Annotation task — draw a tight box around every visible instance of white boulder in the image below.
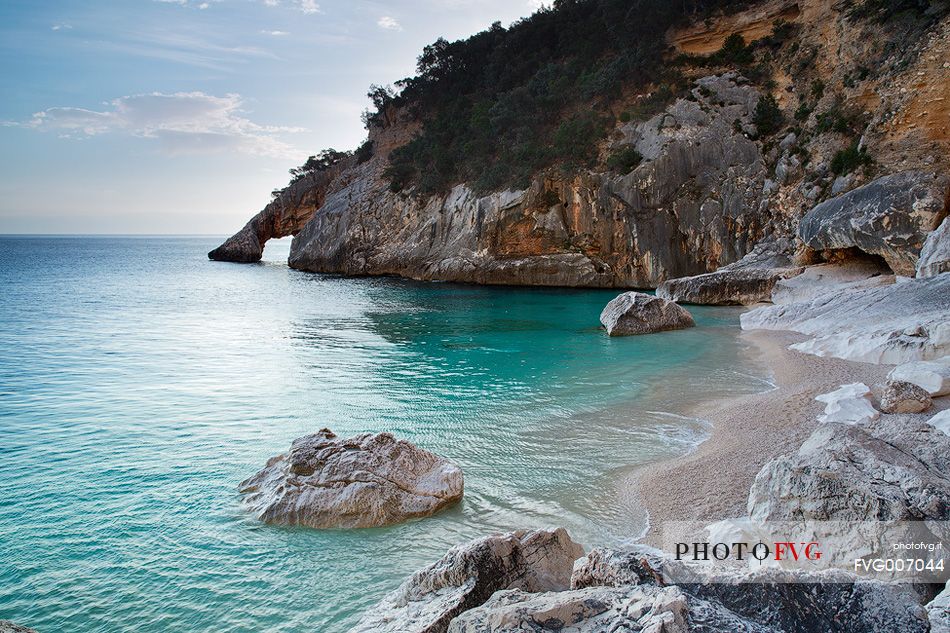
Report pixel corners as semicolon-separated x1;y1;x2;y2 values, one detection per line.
888;359;950;397
815;383;880;425
927;410;950;436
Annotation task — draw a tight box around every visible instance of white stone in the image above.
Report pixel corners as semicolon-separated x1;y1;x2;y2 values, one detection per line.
888;359;950;397
927;410;950;436
815;383;879;425
741;273;950;364
918;216;950;278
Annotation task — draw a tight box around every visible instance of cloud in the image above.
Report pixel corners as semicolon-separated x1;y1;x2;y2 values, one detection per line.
527;0;550;9
19;92;303;158
154;0;214;8
261;0;320;13
377;16;402;31
261;29;289;36
51;24;73;31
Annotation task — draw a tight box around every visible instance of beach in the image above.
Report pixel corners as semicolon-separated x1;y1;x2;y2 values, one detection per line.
635;328;893;545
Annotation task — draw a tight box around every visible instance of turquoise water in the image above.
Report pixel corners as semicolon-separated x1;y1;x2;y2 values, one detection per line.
0;236;769;632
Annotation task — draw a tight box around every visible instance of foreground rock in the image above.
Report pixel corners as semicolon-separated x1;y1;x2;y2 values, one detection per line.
918;217;950;279
740;273;950;364
880;380;933;414
888;359;950;397
0;623;37;633
238;429;463;529
929;410;950;436
395;542;930;633
657;238;803;305
600;292;695;336
815;382;880;424
931;582;950;632
571;547;928;633
797;171;950;276
351;528;584;633
749;417;950;545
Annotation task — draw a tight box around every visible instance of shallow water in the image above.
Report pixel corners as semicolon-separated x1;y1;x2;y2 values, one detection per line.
0;236;770;632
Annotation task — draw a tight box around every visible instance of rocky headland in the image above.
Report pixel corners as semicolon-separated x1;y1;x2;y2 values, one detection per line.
205;0;950;630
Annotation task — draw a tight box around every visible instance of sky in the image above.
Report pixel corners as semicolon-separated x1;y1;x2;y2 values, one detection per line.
0;0;545;235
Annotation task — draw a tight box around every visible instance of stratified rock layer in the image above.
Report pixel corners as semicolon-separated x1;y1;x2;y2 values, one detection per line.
797;171;949;276
351;528;584;633
657;238;802;305
238;429;463;529
599;292;695;336
741;273;950;364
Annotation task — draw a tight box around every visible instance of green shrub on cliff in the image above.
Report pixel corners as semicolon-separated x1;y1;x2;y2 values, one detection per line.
372;0;751;194
752;94;783;137
606;146;643;174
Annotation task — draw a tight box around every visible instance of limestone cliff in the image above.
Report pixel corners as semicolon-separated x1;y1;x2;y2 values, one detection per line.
211;0;949;288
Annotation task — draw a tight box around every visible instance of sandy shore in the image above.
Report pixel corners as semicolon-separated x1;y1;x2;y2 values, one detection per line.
635;328;893;547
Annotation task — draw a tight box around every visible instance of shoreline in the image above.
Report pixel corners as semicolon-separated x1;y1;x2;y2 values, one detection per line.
633;326;893;547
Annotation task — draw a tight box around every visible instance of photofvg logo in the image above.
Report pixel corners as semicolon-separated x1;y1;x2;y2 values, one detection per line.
674;540;822;564
659;520;950;584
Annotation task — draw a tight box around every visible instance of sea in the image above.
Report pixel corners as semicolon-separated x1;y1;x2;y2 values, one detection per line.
0;236;771;632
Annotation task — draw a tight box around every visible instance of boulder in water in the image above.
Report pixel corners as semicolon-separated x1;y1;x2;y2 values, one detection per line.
239;429;463;529
599;292;694;336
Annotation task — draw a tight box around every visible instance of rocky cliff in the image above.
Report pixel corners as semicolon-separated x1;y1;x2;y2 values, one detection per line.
211;0;949;289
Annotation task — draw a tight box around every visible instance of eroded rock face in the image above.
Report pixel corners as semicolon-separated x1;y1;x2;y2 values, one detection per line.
889;359;950;397
769;260;894;306
657;237;803;305
209;167;344;263
880;380;933;414
238;429;463;529
740;273;950;364
599;292;695;336
748;418;950;540
797;171;950;276
351;528;584;633
919;217;950;279
281;74;775;288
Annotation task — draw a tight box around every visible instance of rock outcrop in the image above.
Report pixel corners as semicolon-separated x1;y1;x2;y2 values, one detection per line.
209;167;345;263
748;417;950;543
657;238;803;305
0;623;37;633
929;410;950;436
351;528;584;633
889;359;950;397
238;429;463;529
797;171;949;276
740;273;950;364
570;547;929;633
599;292;695;336
769;259;894;306
815;382;880;424
360;538;931;633
930;582;950;633
879;380;933;414
212;73;778;287
919;217;950;278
